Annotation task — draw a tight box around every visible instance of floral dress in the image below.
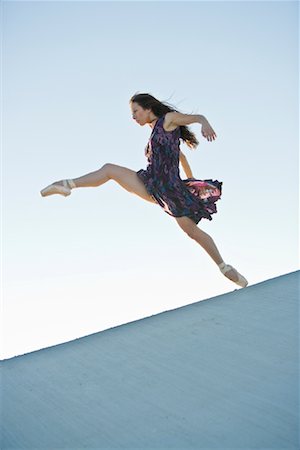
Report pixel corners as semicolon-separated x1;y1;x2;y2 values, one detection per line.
136;114;222;224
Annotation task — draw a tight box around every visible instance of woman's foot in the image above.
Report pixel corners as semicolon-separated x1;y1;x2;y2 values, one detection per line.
218;262;248;288
40;179;75;197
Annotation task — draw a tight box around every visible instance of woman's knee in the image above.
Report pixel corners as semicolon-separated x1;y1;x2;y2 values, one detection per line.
101;163;118;179
99;163;155;203
176;217;198;239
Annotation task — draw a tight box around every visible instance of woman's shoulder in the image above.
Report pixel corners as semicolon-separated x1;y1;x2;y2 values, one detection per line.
161;112;179;133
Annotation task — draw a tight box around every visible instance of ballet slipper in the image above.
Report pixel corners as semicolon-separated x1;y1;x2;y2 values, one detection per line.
40;179;74;197
218;262;248;288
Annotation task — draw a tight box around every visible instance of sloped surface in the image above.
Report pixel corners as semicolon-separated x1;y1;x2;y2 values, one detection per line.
1;271;299;449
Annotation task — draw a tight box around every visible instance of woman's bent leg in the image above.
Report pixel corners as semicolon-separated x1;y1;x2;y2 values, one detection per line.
175;216;240;283
175;216;223;265
56;163;156;203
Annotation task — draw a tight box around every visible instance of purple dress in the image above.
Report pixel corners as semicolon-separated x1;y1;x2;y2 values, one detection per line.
136;114;222;224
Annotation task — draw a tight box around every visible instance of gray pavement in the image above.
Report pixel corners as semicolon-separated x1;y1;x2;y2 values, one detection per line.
1;271;299;449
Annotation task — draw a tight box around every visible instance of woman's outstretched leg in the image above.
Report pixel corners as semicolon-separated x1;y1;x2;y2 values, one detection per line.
41;163;156;203
175;216;248;287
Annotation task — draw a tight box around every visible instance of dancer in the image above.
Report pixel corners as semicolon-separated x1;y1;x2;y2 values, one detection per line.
41;93;248;287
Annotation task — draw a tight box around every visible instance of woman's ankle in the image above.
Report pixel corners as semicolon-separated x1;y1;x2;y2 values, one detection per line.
66;179;76;189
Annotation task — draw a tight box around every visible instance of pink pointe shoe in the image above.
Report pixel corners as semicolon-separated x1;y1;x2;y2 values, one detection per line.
218;262;248;288
40;179;76;197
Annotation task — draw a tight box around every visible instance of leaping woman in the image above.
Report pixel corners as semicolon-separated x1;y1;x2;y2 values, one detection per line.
41;93;248;288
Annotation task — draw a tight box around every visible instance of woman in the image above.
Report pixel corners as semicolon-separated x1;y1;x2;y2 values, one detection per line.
41;93;248;288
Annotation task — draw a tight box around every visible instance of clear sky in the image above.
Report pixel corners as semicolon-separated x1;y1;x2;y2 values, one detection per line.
1;0;298;360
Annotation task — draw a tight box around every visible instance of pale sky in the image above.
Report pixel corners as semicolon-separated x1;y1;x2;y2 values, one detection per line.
1;0;299;359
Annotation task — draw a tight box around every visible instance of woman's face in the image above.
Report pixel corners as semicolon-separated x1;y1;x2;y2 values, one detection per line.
130;102;152;126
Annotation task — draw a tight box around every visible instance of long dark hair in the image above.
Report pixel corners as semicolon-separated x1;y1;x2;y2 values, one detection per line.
129;93;199;149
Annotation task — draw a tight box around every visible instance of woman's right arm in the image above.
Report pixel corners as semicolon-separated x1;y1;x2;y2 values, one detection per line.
180;151;194;178
165;112;217;141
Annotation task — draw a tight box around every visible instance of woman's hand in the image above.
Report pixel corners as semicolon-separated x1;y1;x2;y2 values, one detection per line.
201;119;217;142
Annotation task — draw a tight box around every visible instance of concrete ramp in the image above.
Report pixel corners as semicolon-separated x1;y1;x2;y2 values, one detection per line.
1;271;299;449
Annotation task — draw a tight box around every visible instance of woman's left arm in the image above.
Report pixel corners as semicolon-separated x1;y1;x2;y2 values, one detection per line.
180;151;194;178
166;112;217;142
